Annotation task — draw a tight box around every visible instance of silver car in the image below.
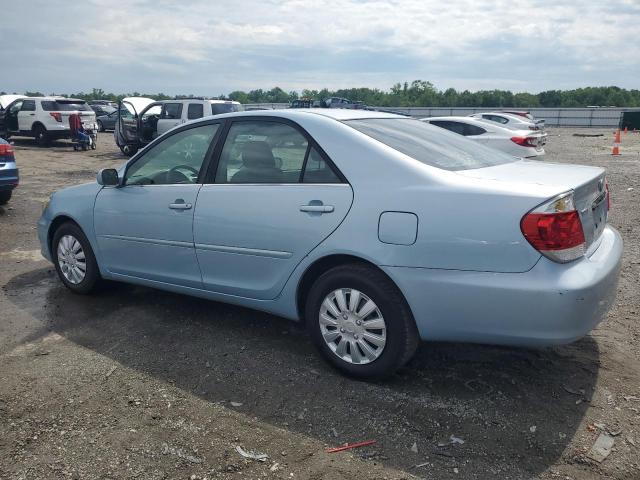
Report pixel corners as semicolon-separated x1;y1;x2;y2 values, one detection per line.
38;109;622;379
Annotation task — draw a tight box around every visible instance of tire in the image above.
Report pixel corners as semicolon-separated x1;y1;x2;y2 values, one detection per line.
97;120;104;132
0;190;11;205
305;263;419;379
119;144;137;157
52;222;102;294
33;124;49;147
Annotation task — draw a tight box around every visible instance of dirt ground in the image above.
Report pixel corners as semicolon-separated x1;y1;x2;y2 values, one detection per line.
0;128;639;480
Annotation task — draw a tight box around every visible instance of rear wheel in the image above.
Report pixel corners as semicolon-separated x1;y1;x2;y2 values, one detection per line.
52;222;102;294
0;191;12;205
33;124;49;147
306;263;419;379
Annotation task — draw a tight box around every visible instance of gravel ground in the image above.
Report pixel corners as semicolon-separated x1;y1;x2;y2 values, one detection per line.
0;128;639;480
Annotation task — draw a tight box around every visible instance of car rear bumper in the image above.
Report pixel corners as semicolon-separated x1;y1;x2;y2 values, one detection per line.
383;225;623;346
0;166;19;191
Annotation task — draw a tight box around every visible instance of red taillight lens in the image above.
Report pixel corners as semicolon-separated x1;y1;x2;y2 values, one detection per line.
511;136;537;147
521;192;586;263
50;112;62;122
0;144;14;155
521;211;585;251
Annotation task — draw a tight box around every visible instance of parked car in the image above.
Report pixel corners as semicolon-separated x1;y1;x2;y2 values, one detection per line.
115;98;243;156
2;97;97;146
96;109;120;132
322;97;365;109
421;116;546;158
91;104;116;118
0;95;26;137
470;112;544;131
0;137;19;205
88;100;118;108
39;109;622;379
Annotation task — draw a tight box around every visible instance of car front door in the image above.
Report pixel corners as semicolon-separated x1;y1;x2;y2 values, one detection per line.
94;122;221;287
193;118;354;300
156;103;184;137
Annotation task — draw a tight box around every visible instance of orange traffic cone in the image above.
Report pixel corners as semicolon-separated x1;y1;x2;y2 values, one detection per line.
612;130;621;155
624;126;628;134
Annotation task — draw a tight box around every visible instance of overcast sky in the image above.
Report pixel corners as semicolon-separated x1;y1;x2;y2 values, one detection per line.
1;0;638;96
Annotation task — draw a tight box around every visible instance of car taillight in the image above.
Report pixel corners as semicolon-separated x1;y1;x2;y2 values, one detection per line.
50;112;62;122
0;144;14;156
520;192;586;263
511;136;538;147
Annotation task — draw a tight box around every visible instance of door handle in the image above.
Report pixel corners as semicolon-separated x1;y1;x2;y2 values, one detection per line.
169;200;192;210
300;204;334;213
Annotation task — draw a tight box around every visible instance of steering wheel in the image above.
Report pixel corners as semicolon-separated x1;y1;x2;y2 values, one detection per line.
168;164;200;183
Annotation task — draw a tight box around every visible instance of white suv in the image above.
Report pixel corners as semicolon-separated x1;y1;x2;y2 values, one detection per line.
2;97;97;146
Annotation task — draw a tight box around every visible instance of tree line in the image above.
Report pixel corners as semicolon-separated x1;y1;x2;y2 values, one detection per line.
4;82;640;108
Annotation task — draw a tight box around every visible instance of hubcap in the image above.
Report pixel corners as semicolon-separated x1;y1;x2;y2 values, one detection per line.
319;288;387;365
57;235;87;285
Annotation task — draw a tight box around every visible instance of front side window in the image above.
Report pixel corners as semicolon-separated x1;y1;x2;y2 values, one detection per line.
125;124;219;186
162;103;183;119
215;121;308;184
346;118;516;171
188;103;204;120
21;100;36;111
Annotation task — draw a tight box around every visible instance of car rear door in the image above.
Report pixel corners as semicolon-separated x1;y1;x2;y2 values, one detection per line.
193;118;353;300
94;122;222;287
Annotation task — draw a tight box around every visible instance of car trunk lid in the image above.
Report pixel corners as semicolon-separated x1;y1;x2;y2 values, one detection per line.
457;159;608;249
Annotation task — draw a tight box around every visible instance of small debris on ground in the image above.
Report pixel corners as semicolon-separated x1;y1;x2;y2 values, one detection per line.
105;366;117;378
326;440;377;453
235;445;268;462
587;433;615;463
410;442;418;453
230;401;243;407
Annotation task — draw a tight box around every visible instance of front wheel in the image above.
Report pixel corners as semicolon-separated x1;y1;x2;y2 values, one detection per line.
52;223;102;294
97;120;104;132
306;263;419;379
119;144;137;157
33;124;49;147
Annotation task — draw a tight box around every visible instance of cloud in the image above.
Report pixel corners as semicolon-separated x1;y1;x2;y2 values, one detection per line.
0;0;638;95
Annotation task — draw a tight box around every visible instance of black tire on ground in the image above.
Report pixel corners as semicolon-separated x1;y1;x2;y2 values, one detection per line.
305;263;420;379
52;222;102;294
33;124;49;147
0;190;12;205
97;120;104;132
119;144;137;157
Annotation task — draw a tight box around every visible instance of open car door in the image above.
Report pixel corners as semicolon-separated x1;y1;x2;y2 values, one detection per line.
115;97;154;156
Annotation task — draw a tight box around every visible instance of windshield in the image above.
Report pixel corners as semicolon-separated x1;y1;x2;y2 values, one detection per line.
211;103;243;115
41;100;92;112
345;118;517;171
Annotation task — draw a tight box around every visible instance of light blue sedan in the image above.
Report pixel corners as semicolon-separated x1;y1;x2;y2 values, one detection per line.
38;109;623;378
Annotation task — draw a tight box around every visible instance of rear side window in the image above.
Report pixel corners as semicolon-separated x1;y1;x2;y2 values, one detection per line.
41;101;91;111
21;100;36;111
188;103;204;120
346;118;516;171
464;124;486;136
302;147;341;183
483;114;508;124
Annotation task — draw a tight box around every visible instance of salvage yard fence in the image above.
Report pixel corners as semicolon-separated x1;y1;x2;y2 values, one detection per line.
245;104;640;128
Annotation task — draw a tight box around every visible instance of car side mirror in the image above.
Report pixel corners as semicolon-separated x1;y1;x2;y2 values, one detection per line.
97;168;120;187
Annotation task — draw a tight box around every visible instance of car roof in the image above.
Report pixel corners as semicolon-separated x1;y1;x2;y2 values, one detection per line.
23;96;86;102
196;108;407;123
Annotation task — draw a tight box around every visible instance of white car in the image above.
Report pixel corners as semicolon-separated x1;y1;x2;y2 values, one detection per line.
2;97;97;146
470;112;543;131
421;116;546;158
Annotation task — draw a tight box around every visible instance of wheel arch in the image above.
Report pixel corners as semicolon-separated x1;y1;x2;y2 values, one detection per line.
48;215;81;257
295;253;413;323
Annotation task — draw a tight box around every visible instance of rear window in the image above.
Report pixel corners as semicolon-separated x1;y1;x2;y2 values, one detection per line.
211;103;243;115
41;100;92;112
345;118;516;171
